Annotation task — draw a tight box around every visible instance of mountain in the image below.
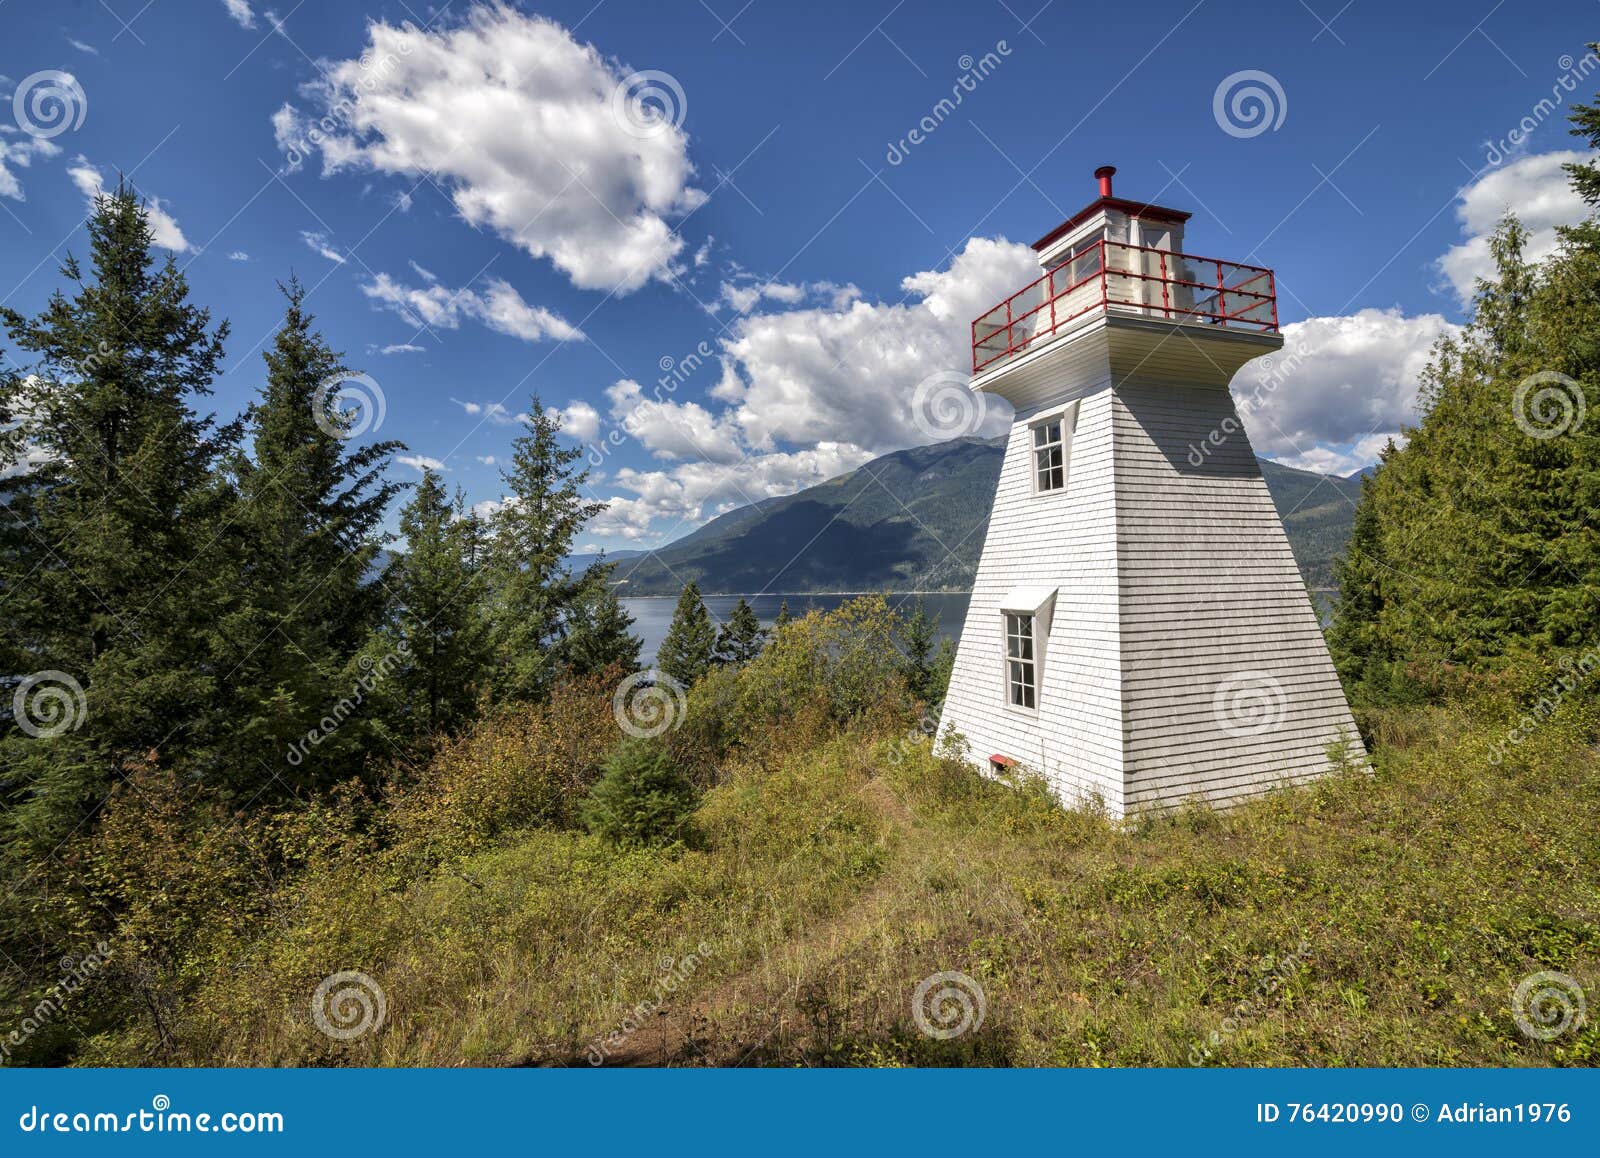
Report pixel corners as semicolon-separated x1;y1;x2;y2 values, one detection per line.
609;436;1364;596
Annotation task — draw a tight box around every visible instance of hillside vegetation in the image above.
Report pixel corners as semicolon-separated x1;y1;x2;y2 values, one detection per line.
13;597;1589;1067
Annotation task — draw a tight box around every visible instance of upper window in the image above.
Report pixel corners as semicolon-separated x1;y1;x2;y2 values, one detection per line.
1004;612;1036;710
1033;420;1065;492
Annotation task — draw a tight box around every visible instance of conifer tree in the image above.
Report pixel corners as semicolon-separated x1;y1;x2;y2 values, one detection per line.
564;564;643;676
656;581;716;687
381;472;491;740
485;398;605;700
213;280;403;794
774;601;793;630
899;601;939;703
714;597;767;665
0;181;233;846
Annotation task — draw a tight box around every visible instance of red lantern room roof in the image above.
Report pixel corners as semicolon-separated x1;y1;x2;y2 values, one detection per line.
1030;165;1191;253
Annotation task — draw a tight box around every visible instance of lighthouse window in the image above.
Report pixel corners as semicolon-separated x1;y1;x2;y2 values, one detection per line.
1004;612;1037;709
1033;420;1066;492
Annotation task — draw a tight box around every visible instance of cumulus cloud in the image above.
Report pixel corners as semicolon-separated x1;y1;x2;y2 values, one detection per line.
221;0;255;28
588;444;878;541
1236;307;1459;460
272;5;705;293
227;250;251;261
555;400;601;442
396;454;446;473
1437;150;1592;304
723;235;1036;452
67;159;190;251
451;398;525;425
362;272;583;343
0;135;59;201
376;342;423;355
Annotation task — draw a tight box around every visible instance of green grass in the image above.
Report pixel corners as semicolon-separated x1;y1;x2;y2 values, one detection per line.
86;691;1599;1067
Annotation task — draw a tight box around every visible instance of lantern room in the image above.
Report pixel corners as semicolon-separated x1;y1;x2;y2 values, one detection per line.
971;166;1279;375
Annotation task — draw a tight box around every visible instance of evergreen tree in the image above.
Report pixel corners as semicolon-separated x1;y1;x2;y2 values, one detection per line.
580;738;697;847
212;280;403;795
381;472;491;740
1329;128;1600;701
485;398;605;700
564;564;643;676
928;636;957;706
899;601;939;703
1566;44;1600;206
774;601;793;629
714;597;767;665
657;581;716;687
0;181;234;847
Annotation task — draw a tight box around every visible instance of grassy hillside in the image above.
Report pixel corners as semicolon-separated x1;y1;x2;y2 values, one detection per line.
65;599;1597;1068
612;438;1363;595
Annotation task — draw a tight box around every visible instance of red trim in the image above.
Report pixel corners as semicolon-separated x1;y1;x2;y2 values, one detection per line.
970;239;1278;373
1031;197;1192;252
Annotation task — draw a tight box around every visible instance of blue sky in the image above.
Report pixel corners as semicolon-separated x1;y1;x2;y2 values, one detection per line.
2;0;1596;549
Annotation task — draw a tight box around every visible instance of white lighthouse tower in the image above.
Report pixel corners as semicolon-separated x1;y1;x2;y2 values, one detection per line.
937;167;1362;817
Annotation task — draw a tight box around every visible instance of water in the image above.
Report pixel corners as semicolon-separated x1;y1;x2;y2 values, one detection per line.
622;592;972;667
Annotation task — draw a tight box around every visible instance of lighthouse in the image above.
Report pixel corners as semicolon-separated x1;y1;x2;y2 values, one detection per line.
937;167;1363;816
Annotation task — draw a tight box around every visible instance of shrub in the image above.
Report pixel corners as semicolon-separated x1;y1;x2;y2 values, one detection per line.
581;738;698;847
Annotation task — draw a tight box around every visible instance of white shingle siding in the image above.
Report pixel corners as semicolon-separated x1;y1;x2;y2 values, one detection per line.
938;315;1364;818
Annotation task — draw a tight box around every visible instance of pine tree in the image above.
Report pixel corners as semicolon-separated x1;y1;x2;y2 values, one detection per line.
564;564;643;676
1566;43;1600;205
714;597;767;665
381;472;491;740
0;181;234;847
774;601;793;630
212;280;404;795
656;581;716;687
485;398;605;700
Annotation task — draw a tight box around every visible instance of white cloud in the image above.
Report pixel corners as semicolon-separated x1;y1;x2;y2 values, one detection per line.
0;135;59;201
589;443;877;542
714;277;862;315
475;455;498;466
272;6;705;293
1236;308;1459;460
604;378;744;463
221;0;255;28
68;38;98;55
378;342;424;355
1437;150;1592;304
1270;433;1402;478
67;159;190;251
396;454;446;473
723;235;1036;452
362;272;583;343
300;229;346;264
452;398;526;426
555;400;601;442
227;250;251;261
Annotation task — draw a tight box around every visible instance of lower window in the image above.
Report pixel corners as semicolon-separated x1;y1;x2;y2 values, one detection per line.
1004;612;1036;709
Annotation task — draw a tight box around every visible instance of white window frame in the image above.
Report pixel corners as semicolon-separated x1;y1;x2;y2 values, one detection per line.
1029;401;1077;495
1003;611;1039;713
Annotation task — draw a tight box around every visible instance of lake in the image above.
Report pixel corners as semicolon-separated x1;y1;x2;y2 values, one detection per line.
622;592;972;667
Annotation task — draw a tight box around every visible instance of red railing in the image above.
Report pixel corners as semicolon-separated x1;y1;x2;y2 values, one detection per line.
971;240;1278;373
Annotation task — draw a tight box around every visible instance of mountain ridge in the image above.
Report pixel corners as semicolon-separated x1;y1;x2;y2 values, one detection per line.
601;436;1363;596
